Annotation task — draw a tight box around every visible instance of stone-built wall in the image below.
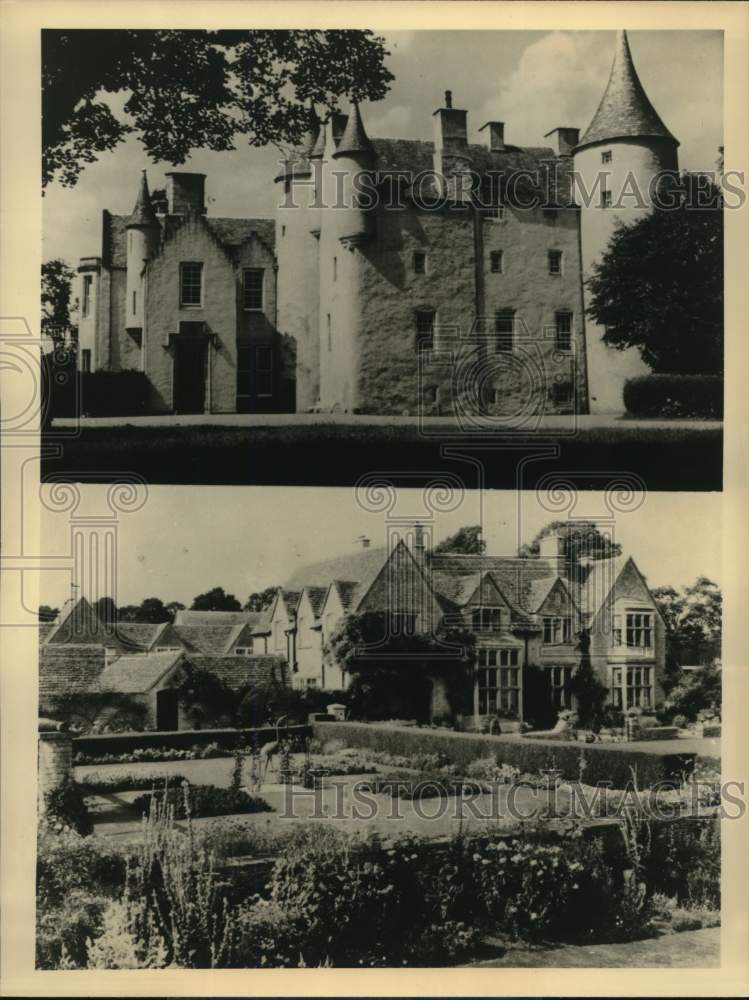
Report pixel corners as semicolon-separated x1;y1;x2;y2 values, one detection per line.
38;728;72;809
144;218;238;413
108;267;142;371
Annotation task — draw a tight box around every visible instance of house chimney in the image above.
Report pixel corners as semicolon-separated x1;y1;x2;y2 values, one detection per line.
538;530;566;569
479;121;505;153
433;91;468;151
165;172;207;216
357;535;371;550
432;91;471;201
543;127;580;157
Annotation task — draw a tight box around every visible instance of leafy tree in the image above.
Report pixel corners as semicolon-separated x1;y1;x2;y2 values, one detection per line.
433;525;486;555
41;259;77;343
664;662;721;723
586;174;723;374
328;611;475;722
244;587;278;612
175;666;236;729
190;587;242;612
518;520;621;578
652;577;722;677
39;605;59;623
165;601;186;621
42;29;393;188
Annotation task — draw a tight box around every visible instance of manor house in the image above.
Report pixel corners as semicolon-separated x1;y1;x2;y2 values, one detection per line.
76;31;678;416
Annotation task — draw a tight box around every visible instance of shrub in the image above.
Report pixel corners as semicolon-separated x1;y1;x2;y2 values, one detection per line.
131;782;272;820
664;663;721;723
76;771;190;794
623;375;723;419
36;888;109;969
643;817;720;909
80;370;150;417
43;778;93;836
672;714;688;730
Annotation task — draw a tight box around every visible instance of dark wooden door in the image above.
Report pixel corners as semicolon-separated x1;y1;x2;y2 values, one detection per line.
156;689;179;731
236;345;275;413
173;337;206;413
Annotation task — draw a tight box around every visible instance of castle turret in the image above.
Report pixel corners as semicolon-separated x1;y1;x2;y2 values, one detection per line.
125;170;160;332
330;102;376;245
574;30;679;412
275;102;323;411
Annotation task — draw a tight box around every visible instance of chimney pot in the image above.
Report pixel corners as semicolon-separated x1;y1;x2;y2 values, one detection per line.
445;90;453;109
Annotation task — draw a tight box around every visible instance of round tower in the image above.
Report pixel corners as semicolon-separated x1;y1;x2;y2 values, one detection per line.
330;102;376;244
125;170;160;332
274;103;323;411
574;30;679;413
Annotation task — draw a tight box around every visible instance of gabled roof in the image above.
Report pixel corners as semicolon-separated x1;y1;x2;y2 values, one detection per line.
333;580;359;612
301;586;328;618
173;609;264;628
577;556;627;618
577;30;678;151
39;644;106;700
286;546;388;598
168;623;238;654
186;654;287;691
113;622;165;651
428;554;559;615
98;651;184;694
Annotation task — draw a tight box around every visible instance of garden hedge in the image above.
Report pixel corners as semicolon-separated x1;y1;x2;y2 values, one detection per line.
73;724;311;760
623;374;723;419
312;721;696;789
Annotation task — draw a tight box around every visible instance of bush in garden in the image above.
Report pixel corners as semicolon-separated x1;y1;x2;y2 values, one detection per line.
642;817;720;909
623;375;723;419
36;888;110;969
131;782;271;820
87;899;168;969
664;663;721;723
43;778;93;836
76;772;190;794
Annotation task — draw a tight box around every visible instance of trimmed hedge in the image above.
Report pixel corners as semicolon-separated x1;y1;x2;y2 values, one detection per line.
73;724;310;760
312;722;696;789
80;371;150;417
132;783;272;819
623;375;723;419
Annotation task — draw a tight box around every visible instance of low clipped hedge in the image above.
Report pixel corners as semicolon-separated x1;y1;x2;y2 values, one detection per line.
73;724;311;762
131;783;272;820
77;772;191;794
312;722;696;789
81;371;150;417
623;375;723;419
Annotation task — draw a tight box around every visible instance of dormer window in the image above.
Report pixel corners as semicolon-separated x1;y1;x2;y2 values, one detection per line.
543;616;572;644
472;607;501;632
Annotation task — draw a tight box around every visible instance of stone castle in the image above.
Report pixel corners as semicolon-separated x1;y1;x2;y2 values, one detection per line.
76;30;679;416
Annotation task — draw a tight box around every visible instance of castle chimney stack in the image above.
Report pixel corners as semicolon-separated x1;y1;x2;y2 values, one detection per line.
165;172;207;216
479;121;505;153
543;127;580;157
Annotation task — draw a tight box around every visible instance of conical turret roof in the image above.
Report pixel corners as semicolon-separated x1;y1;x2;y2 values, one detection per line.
332;102;374;159
309;121;327;159
302;100;321;159
127;170;159;228
577;30;678;151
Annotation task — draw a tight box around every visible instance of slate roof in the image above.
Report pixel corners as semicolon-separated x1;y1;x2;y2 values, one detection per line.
577;30;677;151
39;645;106;700
168;624;237;654
280;589;303;614
103;213;275;269
174;610;264;627
334;580;360;612
127;171;159;228
428;554;561;615
334;103;374;159
113;622;165;651
98;651;183;694
304;586;329;617
187;654;287;690
39;623;56;643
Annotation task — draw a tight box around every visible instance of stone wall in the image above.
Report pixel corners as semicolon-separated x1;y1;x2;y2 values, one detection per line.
38;727;72;809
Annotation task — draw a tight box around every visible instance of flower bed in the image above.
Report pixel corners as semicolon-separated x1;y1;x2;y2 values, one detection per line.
359;777;485;800
77;772;191;794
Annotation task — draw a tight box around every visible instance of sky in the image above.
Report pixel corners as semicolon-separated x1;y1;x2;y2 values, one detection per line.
42;29;724;268
39;486;721;609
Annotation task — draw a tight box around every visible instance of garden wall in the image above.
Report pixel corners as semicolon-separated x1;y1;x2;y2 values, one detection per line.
73;724;311;759
312;721;696;789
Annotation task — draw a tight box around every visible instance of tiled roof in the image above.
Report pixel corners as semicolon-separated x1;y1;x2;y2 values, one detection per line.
428;554;560;614
286;546;388;599
39;645;106;700
577;30;677;151
334;580;360;612
113;622;165;651
304;586;329;617
104;214;275;269
174;610;264;627
127;171;159;227
226;620;269;649
169;624;238;654
186;654;287;691
98;651;183;693
280;589;303;614
39;623;56;643
333;103;374;159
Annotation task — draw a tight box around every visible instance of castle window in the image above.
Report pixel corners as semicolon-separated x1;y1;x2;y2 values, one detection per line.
413;251;427;274
243;268;264;311
494;310;514;353
327;313;332;352
179;262;203;306
543;616;572;644
415;309;435;351
333;256;337;281
548;250;562;275
555;311;573;351
551;380;573;405
281;225;286;238
424;385;439;404
490;251;503;274
82;275;92;317
132;290;137;315
601;188;613;209
80;349;91;373
472;607;501;632
601;150;612;164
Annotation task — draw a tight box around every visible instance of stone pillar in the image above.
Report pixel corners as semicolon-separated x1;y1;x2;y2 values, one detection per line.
38;725;72;811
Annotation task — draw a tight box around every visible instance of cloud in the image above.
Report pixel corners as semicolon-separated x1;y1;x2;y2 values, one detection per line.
473;31;611;147
366;103;412;139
